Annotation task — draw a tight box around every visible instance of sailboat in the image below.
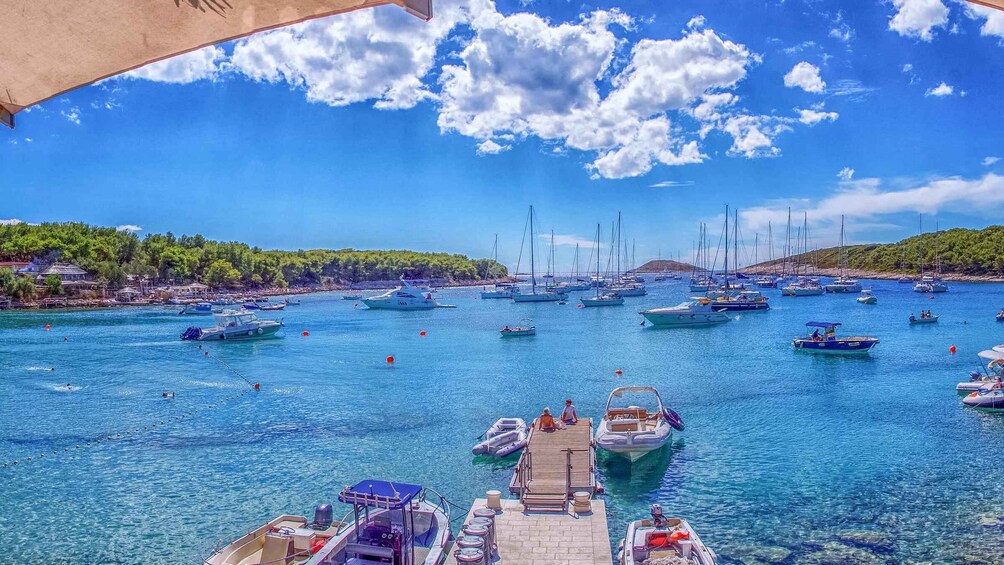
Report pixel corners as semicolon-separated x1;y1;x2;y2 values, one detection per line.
755;223;779;288
608;213;647;296
480;234;521;299
556;243;592;291
582;224;624;307
708;206;770;311
824;216;862;293
912;215;949;292
689;224;715;291
512;206;568;303
781;213;824;296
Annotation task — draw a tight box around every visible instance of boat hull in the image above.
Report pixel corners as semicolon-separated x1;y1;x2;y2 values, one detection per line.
595;424;672;462
197;323;283;341
792;338;878;354
581;297;624;307
361;298;437;310
708;300;769;311
909;316;939;325
641;311;729;327
512;292;567;303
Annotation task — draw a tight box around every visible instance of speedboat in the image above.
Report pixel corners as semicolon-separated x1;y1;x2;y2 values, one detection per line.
856;290;877;304
640;299;730;327
472;418;529;457
341;294;363;300
241;301;261;310
512;290;567;303
180;309;283;341
755;276;778;288
824;277;862;293
204;480;452;565
708;291;769;311
595;386;683;462
962;383;1004;411
581;293;624;307
898;276;913;283
500;322;535;337
617;505;717;565
792;322;878;354
285;297;301;306
607;282;646;296
260;302;287;311
362;279;438;310
781;278;824;296
480;283;520;299
958;350;1004;394
909;313;939;324
180;302;214;315
204;507;345;565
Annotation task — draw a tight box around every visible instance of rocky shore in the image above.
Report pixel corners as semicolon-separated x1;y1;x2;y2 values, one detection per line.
740;265;1004;283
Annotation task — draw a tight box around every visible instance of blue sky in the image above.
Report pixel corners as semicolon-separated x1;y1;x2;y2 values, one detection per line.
2;0;1003;268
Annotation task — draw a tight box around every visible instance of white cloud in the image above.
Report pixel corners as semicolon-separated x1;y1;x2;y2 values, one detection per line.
23;137;33;143
783;41;817;54
966;4;1004;39
541;233;600;248
796;107;839;125
61;107;81;125
125;46;226;83
828;79;876;99
925;81;954;97
686;15;706;30
837;167;855;181
116;225;143;233
476;139;509;155
649;180;694;188
783;62;826;93
721;115;792;158
0;219;25;225
231;1;489;109
902;63;913;73
984;156;1001;166
741;173;1004;233
888;0;948;41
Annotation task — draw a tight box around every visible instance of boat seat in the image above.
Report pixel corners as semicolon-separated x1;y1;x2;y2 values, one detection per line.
609;419;640;432
258;532;293;565
346;542;395;559
608;408;647;420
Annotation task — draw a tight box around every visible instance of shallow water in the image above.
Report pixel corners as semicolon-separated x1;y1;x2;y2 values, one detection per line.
2;281;1004;564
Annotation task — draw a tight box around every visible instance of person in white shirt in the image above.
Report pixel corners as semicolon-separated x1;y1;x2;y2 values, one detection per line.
561;399;578;425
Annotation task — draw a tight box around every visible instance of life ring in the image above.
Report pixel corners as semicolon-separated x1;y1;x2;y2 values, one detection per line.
663;408;685;431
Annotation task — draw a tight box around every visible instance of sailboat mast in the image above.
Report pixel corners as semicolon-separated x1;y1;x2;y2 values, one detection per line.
616;212;622;280
724;205;729;288
594;224;601;297
733;208;739;281
529;206;537;293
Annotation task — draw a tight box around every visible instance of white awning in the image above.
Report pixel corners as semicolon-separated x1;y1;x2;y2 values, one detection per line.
0;0;432;128
978;349;1004;361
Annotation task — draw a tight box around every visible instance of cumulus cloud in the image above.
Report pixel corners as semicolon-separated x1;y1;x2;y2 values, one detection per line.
796;107;839;125
837;167;855;181
925;81;954;97
741;173;1004;233
984;156;1001;166
721;115;792;158
231;0;489;109
476;139;509;155
783;62;825;93
888;0;948;41
116;225;143;233
966;4;1004;39
61;107;81;125
125;46;226;83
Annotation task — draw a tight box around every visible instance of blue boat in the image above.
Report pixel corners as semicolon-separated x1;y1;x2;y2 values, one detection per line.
792;322;878;354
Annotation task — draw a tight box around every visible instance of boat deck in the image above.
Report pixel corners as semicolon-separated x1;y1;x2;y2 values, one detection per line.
445;497;613;565
508;418;596;504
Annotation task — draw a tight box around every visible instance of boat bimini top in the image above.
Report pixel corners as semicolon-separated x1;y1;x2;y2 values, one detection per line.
606;386;666;414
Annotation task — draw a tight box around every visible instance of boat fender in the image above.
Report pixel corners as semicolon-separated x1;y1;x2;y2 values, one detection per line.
248;330;254;337
257;327;264;335
310;538;326;554
669;531;690;542
663;408;685;432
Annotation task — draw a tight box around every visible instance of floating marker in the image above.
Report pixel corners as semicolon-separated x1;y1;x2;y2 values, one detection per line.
204;351;209;356
577;304;583;308
950;345;957;354
302;330;310;336
387;355;395;364
44;324;51;330
615;369;623;375
254;383;261;391
419;330;427;336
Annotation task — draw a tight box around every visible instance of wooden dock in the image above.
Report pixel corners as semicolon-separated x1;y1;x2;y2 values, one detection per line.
445;498;614;565
508;418;597;511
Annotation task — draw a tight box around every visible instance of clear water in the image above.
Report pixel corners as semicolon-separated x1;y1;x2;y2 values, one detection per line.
2;282;1004;564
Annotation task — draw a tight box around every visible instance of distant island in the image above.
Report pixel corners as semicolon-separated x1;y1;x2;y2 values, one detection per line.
743;225;1004;282
634;259;696;273
0;222;507;307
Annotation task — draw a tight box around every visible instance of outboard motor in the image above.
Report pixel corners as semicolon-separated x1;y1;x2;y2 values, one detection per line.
312;503;333;529
650;504;666;527
180;327;202;341
971;371;982;381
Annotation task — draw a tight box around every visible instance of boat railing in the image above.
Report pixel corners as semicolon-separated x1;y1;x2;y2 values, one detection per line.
515;449;533;504
421;487;452;538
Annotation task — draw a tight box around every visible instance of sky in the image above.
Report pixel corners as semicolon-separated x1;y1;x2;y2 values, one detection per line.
2;0;1003;268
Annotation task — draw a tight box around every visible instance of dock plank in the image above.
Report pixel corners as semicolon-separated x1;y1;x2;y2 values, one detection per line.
510;418;596;497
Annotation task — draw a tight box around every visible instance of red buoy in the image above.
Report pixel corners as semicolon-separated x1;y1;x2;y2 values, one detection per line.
44;324;51;330
204;351;209;357
950;345;957;354
254;383;261;391
302;330;310;336
615;369;623;375
419;330;426;336
387;356;395;364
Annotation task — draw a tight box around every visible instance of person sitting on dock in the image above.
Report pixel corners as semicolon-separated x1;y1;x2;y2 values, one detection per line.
910;312;917;322
538;408;559;431
561;399;578;425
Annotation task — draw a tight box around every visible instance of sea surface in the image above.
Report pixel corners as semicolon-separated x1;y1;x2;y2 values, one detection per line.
2;280;1004;564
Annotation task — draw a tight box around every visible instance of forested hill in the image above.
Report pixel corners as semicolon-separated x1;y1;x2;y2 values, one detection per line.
0;222;506;288
748;225;1004;276
635;260;696;272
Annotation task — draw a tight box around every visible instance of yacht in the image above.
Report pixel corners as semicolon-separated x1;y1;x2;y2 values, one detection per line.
480;283;520;299
512;206;567;303
595;386;683;462
781;278;824;296
856;290;877;304
581;224;624;307
204;480;452;565
640;298;730;327
607;281;647;297
179;302;214;315
180;309;283;341
792;322;878;354
361;279;439;310
617;505;717;565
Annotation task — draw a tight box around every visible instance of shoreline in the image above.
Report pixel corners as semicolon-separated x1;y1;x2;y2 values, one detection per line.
739;265;1004;283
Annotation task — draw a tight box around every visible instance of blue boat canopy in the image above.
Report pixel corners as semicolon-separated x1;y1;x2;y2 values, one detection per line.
339;480;422;509
805;321;841;328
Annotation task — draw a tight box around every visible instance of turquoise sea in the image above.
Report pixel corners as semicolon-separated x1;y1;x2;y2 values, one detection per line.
2;280;1004;564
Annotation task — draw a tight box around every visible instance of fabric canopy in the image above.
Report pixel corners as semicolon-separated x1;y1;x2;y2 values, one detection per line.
0;0;432;128
969;0;1004;10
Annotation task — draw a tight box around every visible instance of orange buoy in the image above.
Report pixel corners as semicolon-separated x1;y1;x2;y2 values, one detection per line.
387;355;395;364
254;383;260;391
950;345;957;354
615;369;623;376
302;330;310;336
419;330;426;336
44;324;51;330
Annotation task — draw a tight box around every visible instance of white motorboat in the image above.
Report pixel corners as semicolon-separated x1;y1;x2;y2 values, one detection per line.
581;293;624;307
362;279;438;310
481;283;520;299
958;350;1004;394
595;386;683;462
908;313;939;324
204;480;452;565
856;290;877;304
341;294;363;300
617;505;717;565
181;309;283;341
607;282;647;297
962;382;1004;411
500;322;535;337
472;418;529;457
640;299;730;327
284;297;301;306
180;302;214;315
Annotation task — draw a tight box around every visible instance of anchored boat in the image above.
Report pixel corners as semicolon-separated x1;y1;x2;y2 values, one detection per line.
362;279;439;310
180;302;214;315
792;322;878;354
617;505;717;565
472;417;529;457
957;350;1004;394
181;309;283;341
500;320;535;337
962;382;1004;411
581;224;624;307
595;386;683;462
909;313;939;324
204;506;345;565
856;290;877;304
640;299;729;327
